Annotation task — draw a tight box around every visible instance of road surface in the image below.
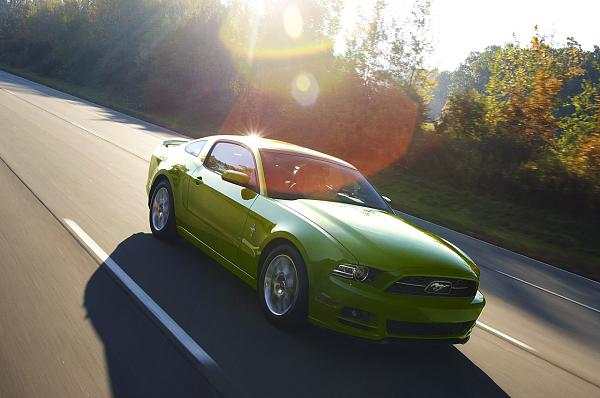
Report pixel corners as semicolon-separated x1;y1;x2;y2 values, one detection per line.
0;70;598;397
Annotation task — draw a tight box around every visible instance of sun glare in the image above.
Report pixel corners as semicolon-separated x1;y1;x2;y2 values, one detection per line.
245;131;264;141
283;4;303;38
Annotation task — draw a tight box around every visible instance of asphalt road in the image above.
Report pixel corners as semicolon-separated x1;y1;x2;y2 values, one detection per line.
0;70;598;398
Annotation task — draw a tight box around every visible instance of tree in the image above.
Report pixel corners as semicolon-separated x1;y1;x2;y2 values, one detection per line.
558;80;600;191
0;0;31;54
342;0;387;87
437;89;488;140
449;46;499;95
485;30;584;145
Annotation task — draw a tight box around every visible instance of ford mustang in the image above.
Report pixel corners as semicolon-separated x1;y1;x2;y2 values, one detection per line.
146;135;485;343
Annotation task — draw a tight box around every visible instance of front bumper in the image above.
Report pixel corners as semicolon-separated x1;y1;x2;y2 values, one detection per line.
308;276;485;342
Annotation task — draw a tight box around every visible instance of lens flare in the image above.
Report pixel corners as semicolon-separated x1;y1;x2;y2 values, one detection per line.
283;5;303;38
295;74;311;92
292;72;319;106
223;40;333;61
219;4;332;62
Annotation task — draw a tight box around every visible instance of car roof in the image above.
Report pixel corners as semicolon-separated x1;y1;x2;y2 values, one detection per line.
207;134;356;169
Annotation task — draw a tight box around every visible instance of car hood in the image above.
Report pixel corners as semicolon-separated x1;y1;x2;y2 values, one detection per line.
280;199;478;278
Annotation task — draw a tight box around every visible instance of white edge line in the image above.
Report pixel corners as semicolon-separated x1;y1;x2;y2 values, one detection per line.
1;87;148;162
70;121;108;140
3;89;105;139
62;218;236;398
492;269;600;314
475;321;536;352
1;71;188;140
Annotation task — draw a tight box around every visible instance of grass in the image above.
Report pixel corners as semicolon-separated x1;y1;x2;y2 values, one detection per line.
371;171;600;281
3;65;599;281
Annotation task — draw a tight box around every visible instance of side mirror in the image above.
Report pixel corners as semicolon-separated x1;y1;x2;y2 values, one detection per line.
382;195;392;204
241;188;257;200
222;170;250;187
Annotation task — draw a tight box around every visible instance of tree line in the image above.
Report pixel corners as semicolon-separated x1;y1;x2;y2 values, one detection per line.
426;30;599;210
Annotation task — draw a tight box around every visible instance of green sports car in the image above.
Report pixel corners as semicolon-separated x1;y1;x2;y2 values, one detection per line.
146;135;485;343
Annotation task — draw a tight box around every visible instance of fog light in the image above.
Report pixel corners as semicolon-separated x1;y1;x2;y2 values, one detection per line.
340;307;372;322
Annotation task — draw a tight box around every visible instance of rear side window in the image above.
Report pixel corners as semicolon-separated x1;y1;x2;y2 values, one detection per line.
205;142;259;190
185;140;207;157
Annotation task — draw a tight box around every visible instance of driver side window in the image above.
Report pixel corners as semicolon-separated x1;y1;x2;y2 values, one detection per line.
205;142;259;191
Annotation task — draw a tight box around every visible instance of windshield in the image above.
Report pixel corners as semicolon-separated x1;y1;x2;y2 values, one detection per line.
260;150;390;212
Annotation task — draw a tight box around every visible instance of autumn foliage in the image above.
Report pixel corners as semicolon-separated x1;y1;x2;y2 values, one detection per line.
431;31;600;209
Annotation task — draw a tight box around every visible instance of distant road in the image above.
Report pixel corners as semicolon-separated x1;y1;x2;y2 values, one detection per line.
0;70;598;397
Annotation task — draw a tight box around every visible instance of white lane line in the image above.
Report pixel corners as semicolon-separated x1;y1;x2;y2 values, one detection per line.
475;321;536;352
2;88;106;139
70;121;108;140
0;71;189;141
476;321;600;389
63;218;238;398
491;269;600;314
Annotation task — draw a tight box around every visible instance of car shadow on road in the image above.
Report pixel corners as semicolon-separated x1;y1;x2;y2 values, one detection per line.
84;232;508;398
84;261;220;397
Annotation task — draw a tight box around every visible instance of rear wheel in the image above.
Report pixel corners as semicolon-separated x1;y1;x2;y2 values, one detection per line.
149;180;176;240
259;243;308;328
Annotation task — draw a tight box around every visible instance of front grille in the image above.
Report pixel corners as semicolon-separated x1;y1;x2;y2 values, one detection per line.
386;276;477;298
387;320;474;337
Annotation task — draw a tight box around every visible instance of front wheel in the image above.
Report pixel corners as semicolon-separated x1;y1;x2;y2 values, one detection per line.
259;243;308;328
149;180;177;240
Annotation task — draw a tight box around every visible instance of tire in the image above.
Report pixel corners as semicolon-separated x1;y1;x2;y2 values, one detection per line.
149;179;177;240
258;243;308;328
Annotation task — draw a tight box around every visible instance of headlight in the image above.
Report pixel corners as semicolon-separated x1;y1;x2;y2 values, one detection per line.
332;264;370;282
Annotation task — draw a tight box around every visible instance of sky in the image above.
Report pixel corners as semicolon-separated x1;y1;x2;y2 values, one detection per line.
242;0;599;72
429;0;600;71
